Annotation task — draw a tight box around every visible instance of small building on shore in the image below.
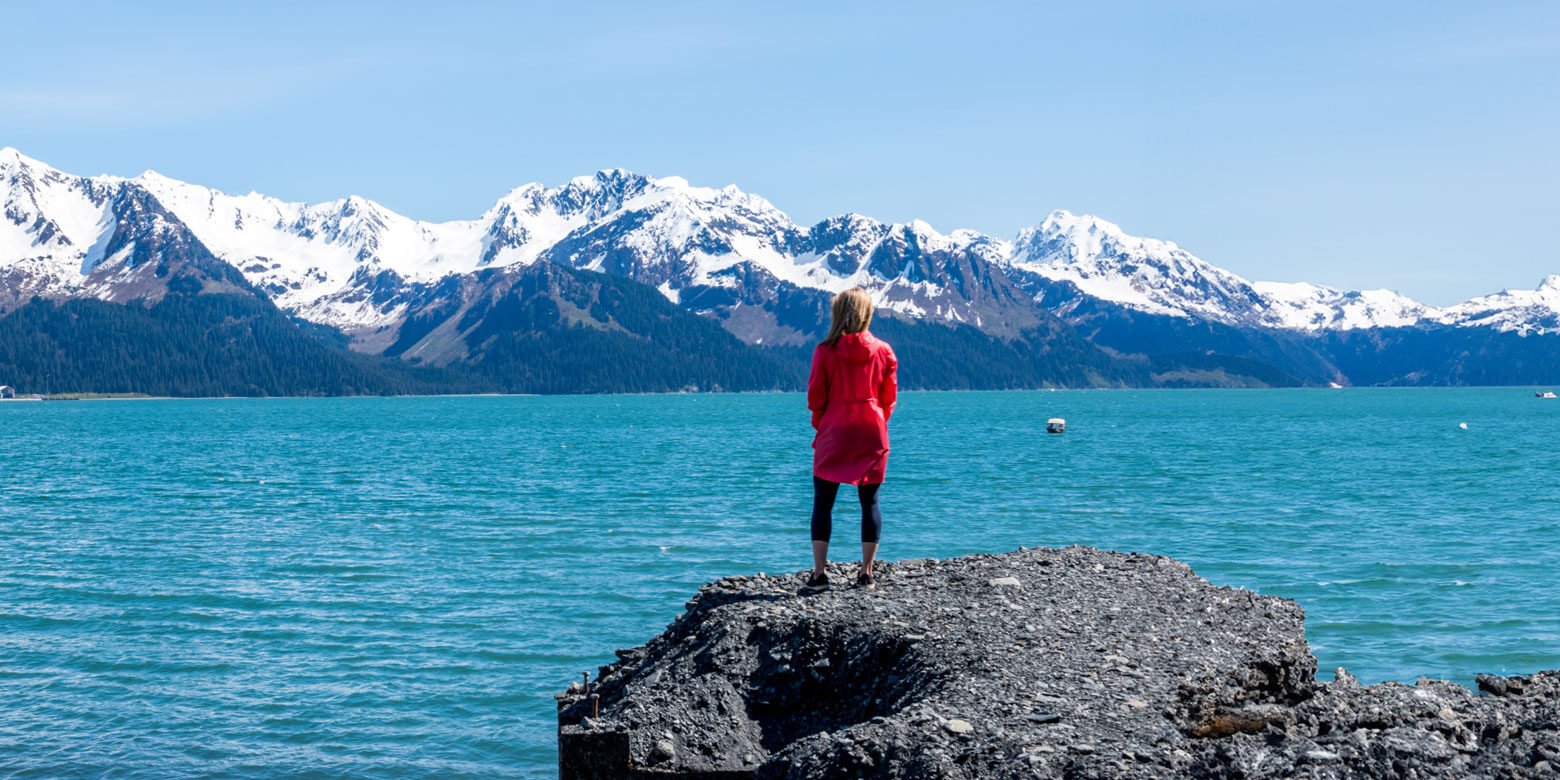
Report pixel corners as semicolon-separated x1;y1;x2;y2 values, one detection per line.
0;385;15;399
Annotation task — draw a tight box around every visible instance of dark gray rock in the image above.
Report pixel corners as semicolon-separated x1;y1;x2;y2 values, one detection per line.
557;546;1560;779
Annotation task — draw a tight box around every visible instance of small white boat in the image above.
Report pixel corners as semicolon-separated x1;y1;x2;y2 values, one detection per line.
1046;418;1066;434
1538;391;1558;399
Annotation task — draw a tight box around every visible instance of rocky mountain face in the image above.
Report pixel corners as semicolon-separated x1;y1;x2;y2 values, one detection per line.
1006;210;1281;328
111;160;1056;352
4;147;1559;390
557;546;1560;779
999;209;1560;385
1000;208;1560;337
379;260;804;393
0;148;252;310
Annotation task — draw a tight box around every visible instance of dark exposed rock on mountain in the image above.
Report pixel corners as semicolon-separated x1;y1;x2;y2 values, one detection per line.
556;547;1560;779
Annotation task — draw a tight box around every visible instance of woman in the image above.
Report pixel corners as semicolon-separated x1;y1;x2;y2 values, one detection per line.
805;287;898;591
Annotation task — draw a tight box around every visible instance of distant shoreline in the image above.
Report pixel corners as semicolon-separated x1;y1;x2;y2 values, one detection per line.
1;386;1554;402
0;392;533;402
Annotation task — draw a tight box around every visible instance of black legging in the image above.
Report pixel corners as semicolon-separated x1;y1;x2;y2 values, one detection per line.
810;476;882;544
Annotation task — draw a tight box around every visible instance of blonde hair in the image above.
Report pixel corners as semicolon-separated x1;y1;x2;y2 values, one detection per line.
822;288;874;347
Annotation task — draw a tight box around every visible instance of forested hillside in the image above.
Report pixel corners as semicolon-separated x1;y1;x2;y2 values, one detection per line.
0;294;462;397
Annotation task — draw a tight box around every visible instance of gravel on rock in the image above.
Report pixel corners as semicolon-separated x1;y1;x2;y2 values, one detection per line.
556;546;1560;779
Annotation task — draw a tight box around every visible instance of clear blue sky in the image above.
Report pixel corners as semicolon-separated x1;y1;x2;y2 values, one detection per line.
3;1;1556;305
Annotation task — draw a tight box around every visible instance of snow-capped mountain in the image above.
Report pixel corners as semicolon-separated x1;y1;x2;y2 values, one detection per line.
1006;209;1560;336
1249;282;1430;331
121;164;1045;342
135;171;489;328
1436;276;1560;335
0;148;248;309
1005;210;1277;326
791;215;1037;329
1003;209;1450;333
4;148;1558;346
2;147;121;305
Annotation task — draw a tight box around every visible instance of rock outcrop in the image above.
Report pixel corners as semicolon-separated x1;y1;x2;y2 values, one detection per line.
556;546;1560;779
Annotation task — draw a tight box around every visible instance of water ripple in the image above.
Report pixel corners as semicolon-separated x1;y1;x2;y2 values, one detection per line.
0;389;1557;777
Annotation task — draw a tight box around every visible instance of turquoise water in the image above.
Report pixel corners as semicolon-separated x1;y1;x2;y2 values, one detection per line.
2;389;1557;778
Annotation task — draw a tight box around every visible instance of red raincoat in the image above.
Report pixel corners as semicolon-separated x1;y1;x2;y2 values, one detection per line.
808;331;898;485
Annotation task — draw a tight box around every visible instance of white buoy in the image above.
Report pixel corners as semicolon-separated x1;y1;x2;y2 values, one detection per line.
1458;422;1468;430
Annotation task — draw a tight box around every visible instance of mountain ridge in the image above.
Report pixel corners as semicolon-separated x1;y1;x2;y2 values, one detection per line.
10;148;1556;341
4;148;1559;393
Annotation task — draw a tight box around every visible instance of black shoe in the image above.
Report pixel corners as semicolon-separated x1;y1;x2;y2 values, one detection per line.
802;571;829;592
855;571;876;590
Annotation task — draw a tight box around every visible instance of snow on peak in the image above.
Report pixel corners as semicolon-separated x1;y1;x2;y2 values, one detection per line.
1038;208;1111;235
1;149;119;294
474;169;801;287
1006;211;1468;331
1438;276;1560;335
6;148;1559;337
1252;280;1431;330
1011;211;1560;334
1010;210;1268;323
127;170;493;326
0;146;52;173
